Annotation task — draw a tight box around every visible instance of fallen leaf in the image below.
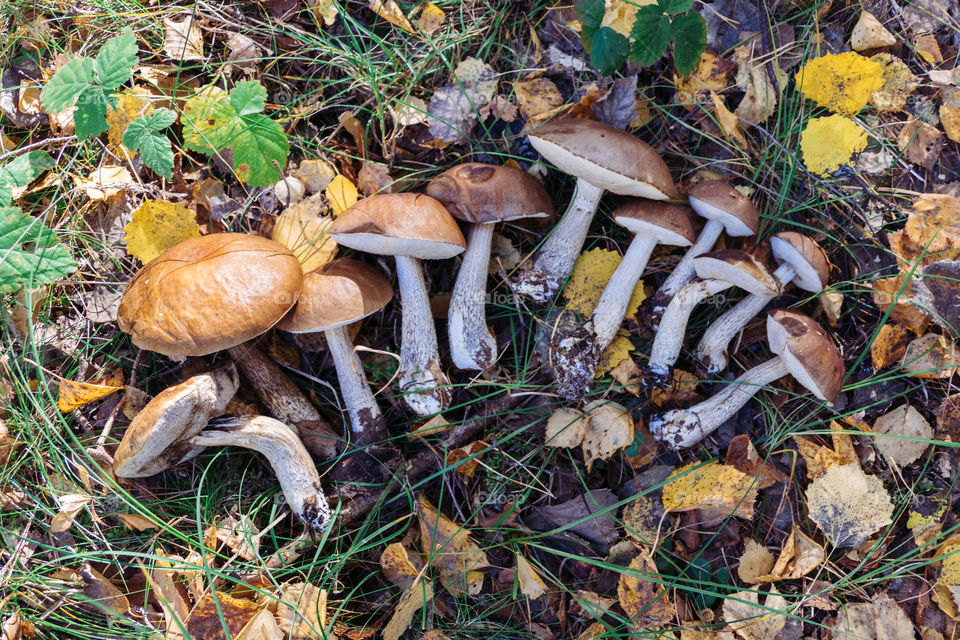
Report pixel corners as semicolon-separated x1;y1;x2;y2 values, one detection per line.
793;422;859;480
889;194;960;269
936;393;960;440
417;495;490;596
795;52;886;116
898;118;944;169
662;461;759;519
738;540;775;584
712;91;747;149
533;489;619;546
307;0;339;26
650;368;703;409
563;248;645;318
205;515;261;561
447;440;487;478
416;2;445;34
79;563;130;616
163;15;205;61
724;434;782;489
869;276;931;333
393;96;429;126
872;404;933;466
124;200;201;264
226;33;261;69
369;0;414;33
57;370;123;412
759;525;825;581
733;44;780;123
276;582;327;639
917;33;943;64
515;76;564;121
187;592;261;640
832;593;914;639
869;54;918;112
271;195;337;272
617;552;674;629
805;463;894;547
572;590;617;617
900;333;960;378
609;355;643;396
722;588;787;640
515;553;548;600
77;166;132;201
294;159;337;193
597;332;635;377
851;12;897;51
871;323;912;369
676;53;735;109
591;75;639;129
357;161;393;196
380;542;421;586
489;232;520;273
235;609;283;640
426;57;497;143
106;88;154;153
326;174;358;216
622;493;667;545
115;513;158;531
800;114;868;176
0;422;18;466
50;493;91;532
581;400;634;471
383;579;433;640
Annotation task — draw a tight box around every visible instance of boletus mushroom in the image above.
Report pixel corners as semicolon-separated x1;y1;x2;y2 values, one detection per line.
695;232;829;374
650;310;844;449
510;119;678;303
328;193;466;416
426;162;554;371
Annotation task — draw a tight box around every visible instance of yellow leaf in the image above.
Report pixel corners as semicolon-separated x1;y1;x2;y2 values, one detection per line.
662;461;759;519
869;54;918;112
602;0;656;37
515;553;548;600
78;165;133;201
307;0;339;26
738;540;775;584
276;582;327;639
515;77;565;121
271;195;337;272
369;0;414;33
106;88;154;153
871;323;911;369
416;2;445;35
597;332;634;376
115;513;159;530
617;553;674;629
676;53;735;109
57;370;124;412
795;52;886;116
563;248;646;318
417;495;489;596
545;407;589;449
799;114;868;176
380;542;421;586
326;174;358;216
712;90;747;149
383;579;433;640
124;200;201;264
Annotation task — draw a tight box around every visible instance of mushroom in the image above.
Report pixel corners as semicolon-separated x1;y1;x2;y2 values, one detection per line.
650;310;844;449
427;163;554;370
695;232;829;374
510;119;678;303
551;200;696;401
650;181;759;327
276;258;393;444
646;250;777;385
328;193;466;416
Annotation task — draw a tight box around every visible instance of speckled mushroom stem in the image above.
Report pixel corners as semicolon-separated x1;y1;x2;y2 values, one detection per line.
189;415;333;534
649;356;788;449
394;255;450;416
650;219;725;329
448;223;497;370
323;324;387;445
695;263;794;374
511;179;605;303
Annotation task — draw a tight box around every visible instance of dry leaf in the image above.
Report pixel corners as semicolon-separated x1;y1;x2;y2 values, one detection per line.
515;553;548;600
294;159;337;193
650;368;703;409
617;552;674;629
57;370;123;412
609;355;643;396
800;115;868;176
917;34;943;64
597;332;635;376
871;323;912;369
417;495;489;596
941;104;960;142
869;276;930;333
622;494;667;545
187;592;261;640
545;408;589;449
805;463;894;547
50;493;91;532
380;542;421;586
572;590;617;617
489;232;520;273
724;434;783;489
832;593;914;639
326;174;358;216
393;96;429;126
872;404;932;466
515;77;564;121
676;53;735;108
533;489;619;546
795;52;885;116
106;88;154;153
890;194;960;269
307;0;339;26
563;248;645;318
124;200;201;264
78;166;132;201
383;579;433;640
869;54;918;112
900;333;960;378
277;582;327;639
79;563;130;616
271;195;337;272
722;588;787;640
738;540;775;584
733;45;779;123
426;57;497;143
712;91;747;149
793;422;859;480
447;441;487;478
819;289;843;325
851;12;897;50
898;118;944;169
416;2;446;35
662;461;759;519
357;161;393;196
115;513;158;531
163;15;205;61
235;609;283;640
581;400;634;471
369;0;414;33
759;525;825;581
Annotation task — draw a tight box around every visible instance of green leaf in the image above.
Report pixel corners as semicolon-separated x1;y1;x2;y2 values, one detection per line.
232;114;289;186
0;207;78;293
93;28;138;90
588;26;629;76
40;57;94;113
74;86;110;138
671;13;708;77
657;0;694;14
124;111;175;179
145;107;178;131
0;152;55;207
630;6;671;67
229;80;267;116
181;85;239;154
575;0;605;49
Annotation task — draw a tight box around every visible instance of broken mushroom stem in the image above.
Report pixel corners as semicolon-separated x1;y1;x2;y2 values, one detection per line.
189;415;333;535
323;324;384;440
447;223;497;370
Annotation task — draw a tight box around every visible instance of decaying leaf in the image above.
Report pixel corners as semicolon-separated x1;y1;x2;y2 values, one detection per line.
676;52;735;108
900;333;960;378
851;12;897;51
722;588;788;640
276;582;327;639
106;88;154;152
271;195;337;272
733;44;779;123
805;463;894;547
597;332;635;376
163;15;205;61
793;422;859;480
724;434;783;489
294;159;337;193
235;609;283;640
186;592;261;639
832;593;914;640
617;552;674;629
426;57;497;143
622;493;667;545
78;166;132;201
581;400;634;470
871;323;912;369
326;174;358;216
515;76;564;121
380;542;421;586
124;200;201;264
416;2;446;34
369;0;414;33
78;563;130;616
869;276;931;334
447;440;487;478
563;248;645;318
758;525;825;581
307;0;339;26
650;368;703;409
738;540;775;584
661;461;759;519
872;404;932;466
357;161;393;196
795;52;885;116
898;118;944;169
383;579;433;640
799;115;868;176
545;407;589;448
533;489;619;546
889;194;960;269
515;553;549;600
50;493;91;532
417;495;489;595
869;54;918;112
712;91;747;149
942;104;960;142
115;512;158;531
57;370;123;412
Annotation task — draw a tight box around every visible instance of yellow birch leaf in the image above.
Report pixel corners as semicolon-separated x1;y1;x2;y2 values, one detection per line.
581;400;634;471
597;332;634;376
617;553;674;629
515;553;548;600
57;370;124;412
369;0;414;33
795;52;886;116
662;461;759;519
106;88;154;153
380;542;420;586
326;174;358;216
271;195;337;272
383;579;433;640
676;53;735;108
799;115;868;176
562;248;645;318
124;200;201;264
416;2;445;35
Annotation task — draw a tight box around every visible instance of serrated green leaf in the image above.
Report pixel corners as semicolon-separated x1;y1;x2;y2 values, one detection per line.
588;26;629;76
93;28;138;90
576;0;605;49
41;58;94;113
657;0;694;14
229;80;267;116
232;114;289;186
74;86;110;138
145;107;178;131
181;85;238;154
0;152;55;207
0;207;78;293
671;13;707;77
123;115;174;179
630;6;671;67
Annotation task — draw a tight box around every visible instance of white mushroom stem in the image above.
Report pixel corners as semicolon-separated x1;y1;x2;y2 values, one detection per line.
647;278;734;380
590;234;658;350
695;262;795;374
394;255;450;416
511;179;605;303
650;356;789;449
651;219;725;322
448;223;497;370
323;324;386;444
189;415;333;533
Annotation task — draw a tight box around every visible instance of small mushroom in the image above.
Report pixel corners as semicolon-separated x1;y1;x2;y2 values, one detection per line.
551;200;696;401
650;181;759;327
646;250;777;384
276;259;393;443
426;163;554;371
511;119;678;303
695;232;829;374
328;193;466;416
650;310;844;449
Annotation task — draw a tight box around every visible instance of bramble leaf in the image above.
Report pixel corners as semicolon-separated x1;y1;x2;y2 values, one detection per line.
0;152;55;207
74;85;110;138
630;6;671;67
181;85;238;153
232;113;289;186
575;0;605;49
657;0;694;14
0;207;78;293
93;28;138;90
41;58;94;113
229;80;267;116
124;109;177;178
670;13;707;77
588;26;629;76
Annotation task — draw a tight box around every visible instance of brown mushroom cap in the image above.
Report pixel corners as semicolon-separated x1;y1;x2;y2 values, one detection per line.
277;259;393;333
767;310;844;402
613;200;697;246
527;119;679;200
770;232;830;292
117;234;303;357
693;250;779;296
328;193;466;259
425;163;554;224
687;181;759;237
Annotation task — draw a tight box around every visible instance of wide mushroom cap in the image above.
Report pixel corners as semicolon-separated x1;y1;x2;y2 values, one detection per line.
770;232;830;292
117;234;303;357
613;200;697;246
687;181;759;237
694;250;779;296
527;119;679;200
767;309;844;402
425;163;554;224
328;193;466;259
277;259;393;333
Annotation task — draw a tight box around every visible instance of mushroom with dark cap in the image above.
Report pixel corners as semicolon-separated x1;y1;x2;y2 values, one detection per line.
650;310;844;449
695;232;829;374
650;181;759;327
551;201;696;401
328;193;466;416
510;119;678;303
427;163;554;370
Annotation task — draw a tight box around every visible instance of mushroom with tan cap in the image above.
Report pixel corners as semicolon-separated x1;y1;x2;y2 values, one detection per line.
646;250;778;385
650;181;759;326
328;193;466;416
650;310;844;449
510;118;678;303
551;200;697;401
426;163;554;370
277;259;393;443
695;232;830;374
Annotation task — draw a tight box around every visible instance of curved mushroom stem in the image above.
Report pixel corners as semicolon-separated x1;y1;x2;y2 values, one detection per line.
394;255;450;416
650;219;724;329
511;179;604;303
448;223;497;370
646;278;733;385
649;356;788;449
323;324;387;445
695;263;795;374
189;415;333;534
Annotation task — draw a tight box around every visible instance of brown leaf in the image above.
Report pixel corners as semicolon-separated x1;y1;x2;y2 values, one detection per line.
617;552;674;629
581;400;634;471
79;563;130;616
380;542;421;586
650;369;702;409
872;403;933;466
870;276;931;334
515;77;564;121
115;513;158;531
187;592;261;640
901;333;960;378
447;441;488;478
793;422;859;480
357;161;393;196
276;582;327;639
738;540;775;584
417;495;489;595
533;489;619;546
935;393;960;440
871;323;912;369
805;463;894;547
722;588;787;640
163;15;205;61
758;525;825;581
515;553;548;600
369;0;414;33
724;434;783;489
609;356;643;396
898;119;944;169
